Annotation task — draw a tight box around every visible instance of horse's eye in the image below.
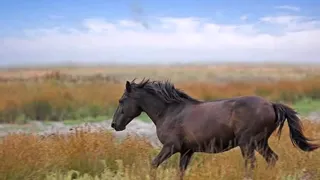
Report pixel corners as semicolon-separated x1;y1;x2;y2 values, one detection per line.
119;99;124;104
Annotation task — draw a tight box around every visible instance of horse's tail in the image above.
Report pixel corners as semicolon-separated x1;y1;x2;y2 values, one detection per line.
272;102;319;152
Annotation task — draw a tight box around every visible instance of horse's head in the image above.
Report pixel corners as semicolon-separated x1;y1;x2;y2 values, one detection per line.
111;81;142;131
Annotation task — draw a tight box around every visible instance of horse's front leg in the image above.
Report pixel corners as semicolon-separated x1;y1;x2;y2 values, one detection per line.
149;144;178;180
151;143;178;168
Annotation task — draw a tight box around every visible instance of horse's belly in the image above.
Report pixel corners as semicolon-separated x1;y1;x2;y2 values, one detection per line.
182;118;237;153
201;138;237;153
187;135;237;153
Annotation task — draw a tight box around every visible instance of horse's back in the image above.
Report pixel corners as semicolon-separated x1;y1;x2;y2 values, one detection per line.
225;95;277;138
180;95;276;148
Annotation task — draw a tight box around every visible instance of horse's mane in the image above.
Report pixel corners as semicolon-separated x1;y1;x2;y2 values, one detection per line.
132;78;201;104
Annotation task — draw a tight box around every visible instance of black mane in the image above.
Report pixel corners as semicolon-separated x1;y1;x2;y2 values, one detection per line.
132;78;201;104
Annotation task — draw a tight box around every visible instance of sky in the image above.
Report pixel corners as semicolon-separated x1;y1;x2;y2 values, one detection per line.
0;0;320;67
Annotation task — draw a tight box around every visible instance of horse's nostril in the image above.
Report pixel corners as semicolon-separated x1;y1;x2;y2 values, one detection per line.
111;122;115;128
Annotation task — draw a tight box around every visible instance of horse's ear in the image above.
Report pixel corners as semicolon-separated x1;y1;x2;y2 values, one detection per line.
125;81;132;92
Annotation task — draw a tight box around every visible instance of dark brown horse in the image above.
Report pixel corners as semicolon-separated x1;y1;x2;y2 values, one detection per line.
111;79;319;180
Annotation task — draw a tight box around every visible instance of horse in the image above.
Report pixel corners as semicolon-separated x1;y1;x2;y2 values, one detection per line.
111;79;319;180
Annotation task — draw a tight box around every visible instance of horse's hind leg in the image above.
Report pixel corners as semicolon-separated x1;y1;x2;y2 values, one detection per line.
178;149;194;180
238;135;257;180
240;145;256;174
239;142;256;180
256;141;278;168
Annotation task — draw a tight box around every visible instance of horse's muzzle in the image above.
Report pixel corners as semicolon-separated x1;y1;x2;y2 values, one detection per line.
111;122;116;128
111;122;126;131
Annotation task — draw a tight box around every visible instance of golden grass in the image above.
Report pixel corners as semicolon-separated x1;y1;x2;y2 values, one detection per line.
1;64;320;121
1;64;320;82
1;120;319;180
0;82;123;111
1;77;320;117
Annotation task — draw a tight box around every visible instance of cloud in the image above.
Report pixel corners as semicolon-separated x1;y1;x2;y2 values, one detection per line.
240;15;248;21
275;5;300;12
260;15;320;32
260;15;301;25
1;12;320;66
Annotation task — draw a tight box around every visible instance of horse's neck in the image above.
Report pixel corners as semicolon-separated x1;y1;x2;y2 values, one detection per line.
143;104;186;128
139;96;170;126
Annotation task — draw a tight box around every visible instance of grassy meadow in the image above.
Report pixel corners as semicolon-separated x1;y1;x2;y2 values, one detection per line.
1;63;320;180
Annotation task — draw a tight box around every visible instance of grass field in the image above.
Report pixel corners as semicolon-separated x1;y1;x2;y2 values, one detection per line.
1;63;320;83
1;63;320;180
1;64;320;123
1;120;319;180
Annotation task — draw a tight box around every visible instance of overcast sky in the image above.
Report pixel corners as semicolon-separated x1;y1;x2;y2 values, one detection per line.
1;0;320;67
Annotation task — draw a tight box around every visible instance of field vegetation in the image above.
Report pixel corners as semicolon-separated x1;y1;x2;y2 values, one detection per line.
1;64;320;180
1;64;320;123
1;120;320;180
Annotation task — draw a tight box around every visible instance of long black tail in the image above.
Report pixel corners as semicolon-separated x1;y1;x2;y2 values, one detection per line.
272;102;319;152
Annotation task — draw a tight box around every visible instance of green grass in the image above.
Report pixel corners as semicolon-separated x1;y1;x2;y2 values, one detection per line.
138;112;152;122
42;113;152;127
62;115;109;125
61;113;152;125
292;98;320;116
62;112;152;125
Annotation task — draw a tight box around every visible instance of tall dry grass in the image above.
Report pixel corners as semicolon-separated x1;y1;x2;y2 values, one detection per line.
1;76;320;122
0;120;319;180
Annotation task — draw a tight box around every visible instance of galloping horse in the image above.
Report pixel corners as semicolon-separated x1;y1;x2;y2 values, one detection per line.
111;79;319;179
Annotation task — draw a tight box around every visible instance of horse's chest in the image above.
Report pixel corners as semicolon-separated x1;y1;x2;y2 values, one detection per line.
156;128;170;144
156;125;180;144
